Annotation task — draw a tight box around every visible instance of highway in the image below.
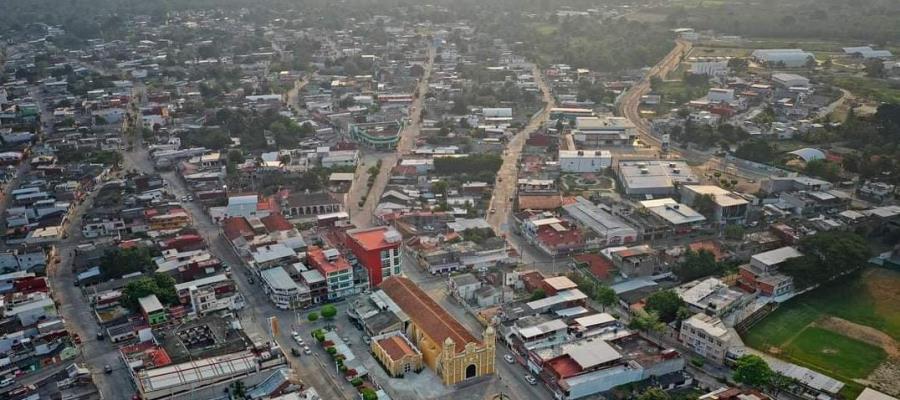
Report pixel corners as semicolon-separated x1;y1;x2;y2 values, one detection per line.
617;39;691;151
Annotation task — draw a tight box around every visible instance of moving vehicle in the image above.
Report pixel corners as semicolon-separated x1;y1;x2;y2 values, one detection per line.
303;345;312;355
524;374;537;385
104;365;113;374
503;354;515;364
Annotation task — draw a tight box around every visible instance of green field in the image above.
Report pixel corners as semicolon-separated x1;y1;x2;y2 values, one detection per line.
829;76;900;104
786;328;887;379
744;268;900;397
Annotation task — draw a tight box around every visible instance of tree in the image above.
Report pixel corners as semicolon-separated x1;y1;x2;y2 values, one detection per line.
307;312;319;322
361;388;378;400
727;58;749;74
628;310;665;333
432;180;449;196
99;247;154;279
693;194;717;219
122;273;177;311
865;59;885;78
733;355;773;387
734;140;776;163
321;304;337;319
529;288;546;301
781;231;871;289
673;249;723;282
593;285;617;311
637;388;671;400
227;149;245;164
804;159;841;182
231;380;246;398
724;224;745;240
644;290;684;323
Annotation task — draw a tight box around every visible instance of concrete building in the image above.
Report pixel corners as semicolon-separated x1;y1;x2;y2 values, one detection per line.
370;332;423;378
680;185;749;225
617;160;700;196
562;197;638;247
174;274;244;316
572;116;636;148
346;226;403;287
260;267;307;310
739;246;802;297
380;276;495;386
680;313;732;364
559;150;612;173
349;121;403;150
639;198;706;233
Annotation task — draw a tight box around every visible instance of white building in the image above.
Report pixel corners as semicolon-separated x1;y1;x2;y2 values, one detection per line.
751;49;815;68
690;60;729;77
260;267;306;310
559;150;612;173
707;88;735;103
680;313;732;364
772;73;810;88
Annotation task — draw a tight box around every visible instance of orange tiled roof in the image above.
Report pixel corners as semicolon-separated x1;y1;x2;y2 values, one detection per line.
377;335;416;361
380;276;479;352
261;213;293;232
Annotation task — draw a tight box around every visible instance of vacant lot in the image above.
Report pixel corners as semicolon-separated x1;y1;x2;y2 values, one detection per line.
744;268;900;396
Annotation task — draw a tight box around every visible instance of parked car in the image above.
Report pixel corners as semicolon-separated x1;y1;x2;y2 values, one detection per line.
524;374;537;385
104;365;112;374
0;377;14;388
291;348;301;357
303;345;312;355
503;354;514;364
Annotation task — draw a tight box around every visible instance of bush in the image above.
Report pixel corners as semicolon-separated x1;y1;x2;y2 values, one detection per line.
351;378;363;387
326;347;338;356
307;312;319;322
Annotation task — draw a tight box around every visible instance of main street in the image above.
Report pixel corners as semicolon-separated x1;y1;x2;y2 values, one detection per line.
350;47;435;228
120;144;356;400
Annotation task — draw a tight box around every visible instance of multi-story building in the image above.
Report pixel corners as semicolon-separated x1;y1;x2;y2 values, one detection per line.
739;246;802;297
147;209;191;231
349;121;403;150
346;227;403;287
680;185;749;225
260;267;308;310
680;313;732;364
572;116;636;148
174;274;244;316
306;246;354;300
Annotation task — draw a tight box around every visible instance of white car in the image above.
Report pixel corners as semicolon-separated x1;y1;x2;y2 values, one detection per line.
524;374;537;385
503;354;515;364
303;345;312;355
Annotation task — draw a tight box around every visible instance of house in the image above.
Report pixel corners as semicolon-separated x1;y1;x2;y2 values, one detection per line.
449;273;481;301
174;274;243;316
380;276;496;386
739;246;802;297
676;278;747;317
139;295;167;325
639;198;706;233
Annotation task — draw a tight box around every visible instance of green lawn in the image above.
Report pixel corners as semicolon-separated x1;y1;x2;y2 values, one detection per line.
744;269;900;391
785;328;887;380
744;302;821;351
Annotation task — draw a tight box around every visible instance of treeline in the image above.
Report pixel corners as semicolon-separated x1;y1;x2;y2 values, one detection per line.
662;0;899;43
781;232;871;290
434;154;502;176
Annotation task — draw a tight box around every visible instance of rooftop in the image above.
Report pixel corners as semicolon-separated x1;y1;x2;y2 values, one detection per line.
380;276;481;352
260;267;300;291
347;226;403;251
751;246;803;267
376;334;420;361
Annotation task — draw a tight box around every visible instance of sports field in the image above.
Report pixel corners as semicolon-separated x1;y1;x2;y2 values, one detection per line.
744;268;900;397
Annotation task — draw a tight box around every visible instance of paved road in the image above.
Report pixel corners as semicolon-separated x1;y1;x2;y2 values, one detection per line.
486;65;556;237
617;39;692;152
401;253;554;400
350;47;435;228
119;144;356;400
